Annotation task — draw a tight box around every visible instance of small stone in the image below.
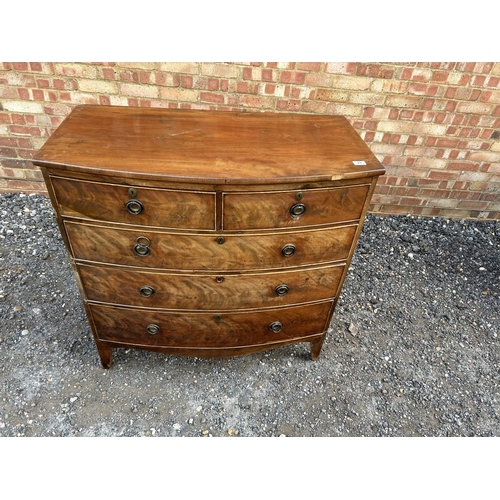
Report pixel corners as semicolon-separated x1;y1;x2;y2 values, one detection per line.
348;323;358;336
21;329;29;336
196;405;202;412
408;253;414;260
14;305;23;312
202;430;209;435
479;267;486;271
173;423;181;431
70;397;78;403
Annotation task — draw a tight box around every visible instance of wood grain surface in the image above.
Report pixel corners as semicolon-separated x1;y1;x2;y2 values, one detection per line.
34;105;385;184
51;176;215;229
77;262;345;310
65;221;357;270
90;301;332;348
223;184;370;229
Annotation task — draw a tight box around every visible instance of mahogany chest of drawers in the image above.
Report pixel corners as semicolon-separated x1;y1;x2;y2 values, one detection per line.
33;105;385;368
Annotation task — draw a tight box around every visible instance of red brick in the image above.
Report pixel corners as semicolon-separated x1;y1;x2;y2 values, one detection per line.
296;62;322;72
264;84;276;95
119;70;139;82
261;69;275;82
139;71;152;84
277;99;301;111
363;107;375;118
428;170;460;180
243;67;253;80
280;71;306;84
432;71;449;82
487;76;500;87
181;75;193;88
102;68;115;79
37;78;50;88
10;125;42;136
208;78;219;91
17;88;30;99
12;62;29;71
200;92;224;104
239;95;276;109
29;62;42;72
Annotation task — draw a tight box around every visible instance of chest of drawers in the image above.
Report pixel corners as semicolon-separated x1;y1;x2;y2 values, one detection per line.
33;105;384;368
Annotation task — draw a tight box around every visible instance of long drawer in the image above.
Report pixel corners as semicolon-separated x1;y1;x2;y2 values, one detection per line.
78;263;345;310
90;301;332;349
51;176;216;229
223;184;370;229
65;221;357;270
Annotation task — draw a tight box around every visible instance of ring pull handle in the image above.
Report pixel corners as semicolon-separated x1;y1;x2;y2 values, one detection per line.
134;236;151;257
269;321;283;333
146;324;160;335
281;244;296;257
126;199;144;215
289;203;306;218
140;285;155;297
275;284;289;297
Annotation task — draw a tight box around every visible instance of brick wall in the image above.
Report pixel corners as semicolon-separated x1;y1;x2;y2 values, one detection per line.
1;62;499;219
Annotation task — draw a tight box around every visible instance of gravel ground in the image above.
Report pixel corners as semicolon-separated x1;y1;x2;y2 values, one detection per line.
0;192;499;437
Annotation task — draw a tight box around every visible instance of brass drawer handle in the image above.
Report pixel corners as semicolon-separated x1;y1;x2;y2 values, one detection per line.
281;244;296;257
275;284;289;296
140;285;155;297
146;324;160;335
126;199;144;215
134;236;151;257
269;321;283;333
290;203;306;218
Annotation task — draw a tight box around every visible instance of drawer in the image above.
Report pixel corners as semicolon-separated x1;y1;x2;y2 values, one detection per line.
65;221;357;270
90;301;332;348
223;184;370;230
78;263;345;310
50;176;215;229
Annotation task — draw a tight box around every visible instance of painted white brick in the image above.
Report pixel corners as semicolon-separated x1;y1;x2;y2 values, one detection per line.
3;101;44;113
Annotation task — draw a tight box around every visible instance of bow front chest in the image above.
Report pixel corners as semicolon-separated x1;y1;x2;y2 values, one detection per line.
34;105;384;368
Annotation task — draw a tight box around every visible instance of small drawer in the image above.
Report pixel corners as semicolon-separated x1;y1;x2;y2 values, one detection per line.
223;184;370;230
50;176;215;229
90;301;332;349
65;221;357;271
78;263;345;310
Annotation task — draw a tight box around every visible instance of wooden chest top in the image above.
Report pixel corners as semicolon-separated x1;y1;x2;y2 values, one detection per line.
34;105;385;184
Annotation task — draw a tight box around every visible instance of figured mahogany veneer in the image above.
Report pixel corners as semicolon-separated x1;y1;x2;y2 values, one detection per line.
34;105;384;368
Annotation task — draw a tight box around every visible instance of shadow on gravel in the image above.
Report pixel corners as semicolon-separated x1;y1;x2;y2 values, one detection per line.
0;193;498;436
